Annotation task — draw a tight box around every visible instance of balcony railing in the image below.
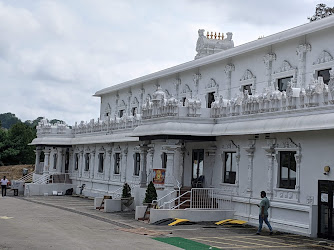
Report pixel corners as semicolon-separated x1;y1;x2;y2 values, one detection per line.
36;77;334;138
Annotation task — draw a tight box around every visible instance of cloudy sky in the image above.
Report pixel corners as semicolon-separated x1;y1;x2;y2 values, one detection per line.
0;0;331;125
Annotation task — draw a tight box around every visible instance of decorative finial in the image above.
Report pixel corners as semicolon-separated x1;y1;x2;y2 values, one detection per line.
206;31;209;38
210;32;213;39
214;32;217;39
218;32;221;39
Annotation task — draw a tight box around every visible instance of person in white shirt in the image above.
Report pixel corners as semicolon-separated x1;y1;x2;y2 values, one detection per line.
1;176;9;197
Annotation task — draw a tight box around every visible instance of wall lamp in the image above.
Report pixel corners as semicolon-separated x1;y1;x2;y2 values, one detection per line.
324;166;330;175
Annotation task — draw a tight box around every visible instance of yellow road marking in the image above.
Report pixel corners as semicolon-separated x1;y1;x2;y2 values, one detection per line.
0;216;13;219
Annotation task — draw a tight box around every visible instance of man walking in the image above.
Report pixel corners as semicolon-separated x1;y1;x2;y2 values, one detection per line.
256;191;273;235
1;176;9;197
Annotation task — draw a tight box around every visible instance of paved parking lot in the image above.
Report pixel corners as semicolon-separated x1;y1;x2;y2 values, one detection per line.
4;195;334;249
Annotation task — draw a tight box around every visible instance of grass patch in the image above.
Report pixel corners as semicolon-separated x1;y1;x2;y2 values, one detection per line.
153;237;220;250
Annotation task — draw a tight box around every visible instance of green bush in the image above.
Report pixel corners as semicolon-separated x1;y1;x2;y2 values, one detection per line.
144;181;157;204
122;183;131;198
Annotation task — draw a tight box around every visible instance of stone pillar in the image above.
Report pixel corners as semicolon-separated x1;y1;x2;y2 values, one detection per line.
79;150;84;178
165;151;175;189
34;147;42;174
90;149;96;179
224;64;235;99
294;150;302;195
174;78;181;100
244;140;256;195
121;146;128;183
68;149;73;174
43;148;51;174
296;44;311;88
206;146;216;188
56;148;63;173
147;147;155;185
193;73;201;96
105;148;112;181
263;53;276;88
262;140;276;199
139;146;148;188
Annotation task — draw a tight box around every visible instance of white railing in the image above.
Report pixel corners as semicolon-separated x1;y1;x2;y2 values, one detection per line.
160;188;233;210
162;191;191;210
190;188;232;210
17;171;35;182
153;189;177;209
34;174;51;184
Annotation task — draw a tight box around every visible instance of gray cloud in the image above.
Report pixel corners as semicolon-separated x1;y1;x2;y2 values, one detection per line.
0;0;327;125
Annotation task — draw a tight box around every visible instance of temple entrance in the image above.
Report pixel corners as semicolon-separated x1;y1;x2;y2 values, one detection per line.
192;149;204;187
318;180;334;239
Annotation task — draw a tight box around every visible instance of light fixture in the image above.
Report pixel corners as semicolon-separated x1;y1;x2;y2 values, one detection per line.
324;166;330;175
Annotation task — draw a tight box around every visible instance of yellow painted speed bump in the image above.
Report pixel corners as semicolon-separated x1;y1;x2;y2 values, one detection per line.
215;219;233;225
215;219;247;225
168;218;190;226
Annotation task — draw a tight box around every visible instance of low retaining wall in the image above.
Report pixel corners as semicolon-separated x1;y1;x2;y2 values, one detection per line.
150;209;235;224
25;183;77;196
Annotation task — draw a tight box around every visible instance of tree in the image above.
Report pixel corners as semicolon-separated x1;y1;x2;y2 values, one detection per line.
121;183;132;198
0;122;36;165
0;113;21;129
308;3;334;22
143;181;157;204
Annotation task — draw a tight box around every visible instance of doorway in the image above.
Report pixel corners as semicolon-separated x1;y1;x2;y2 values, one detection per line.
192;149;204;186
318;180;334;239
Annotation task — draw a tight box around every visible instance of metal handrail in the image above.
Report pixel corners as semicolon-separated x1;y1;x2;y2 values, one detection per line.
171;198;190;210
34;174;50;184
17;171;35;182
162;191;191;209
153;189;177;208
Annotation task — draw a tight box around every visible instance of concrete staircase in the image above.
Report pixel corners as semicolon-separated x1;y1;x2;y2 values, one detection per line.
175;187;191;209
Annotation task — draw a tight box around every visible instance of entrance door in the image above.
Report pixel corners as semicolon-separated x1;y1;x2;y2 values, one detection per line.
192;149;204;181
318;180;334;239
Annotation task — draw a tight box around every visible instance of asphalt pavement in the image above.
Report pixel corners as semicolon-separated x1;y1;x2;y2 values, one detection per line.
1;192;334;250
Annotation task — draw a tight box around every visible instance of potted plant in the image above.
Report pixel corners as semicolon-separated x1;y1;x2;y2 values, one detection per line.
121;183;134;209
143;181;157;205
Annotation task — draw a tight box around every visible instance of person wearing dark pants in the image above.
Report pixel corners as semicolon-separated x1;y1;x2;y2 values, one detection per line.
1;176;9;197
256;190;273;235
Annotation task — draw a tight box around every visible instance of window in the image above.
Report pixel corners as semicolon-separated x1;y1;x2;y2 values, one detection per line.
119;109;124;118
277;76;292;92
114;153;120;174
162;152;167;169
75;153;79;170
84;153;90;171
318;68;331;85
207;92;215;108
98;153;104;173
53;154;57;169
224;152;236;184
132;107;137;116
134;153;140;176
182;97;186;107
279;151;296;189
243;84;252;95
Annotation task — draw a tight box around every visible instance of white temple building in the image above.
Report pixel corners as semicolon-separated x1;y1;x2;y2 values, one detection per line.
30;16;334;239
